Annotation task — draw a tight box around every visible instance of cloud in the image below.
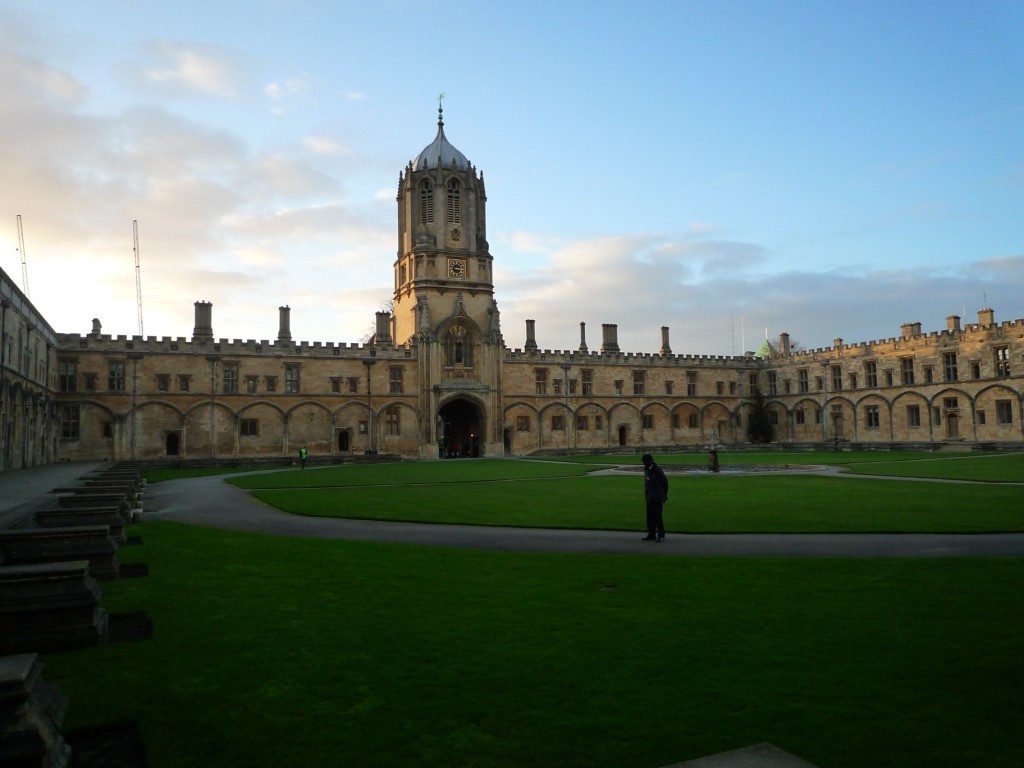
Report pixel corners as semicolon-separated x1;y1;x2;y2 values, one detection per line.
143;41;242;97
0;36;392;345
265;75;312;114
494;230;1022;357
302;136;349;156
1;50;87;104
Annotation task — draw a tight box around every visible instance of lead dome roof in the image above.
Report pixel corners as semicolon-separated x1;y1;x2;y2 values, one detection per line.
412;105;470;170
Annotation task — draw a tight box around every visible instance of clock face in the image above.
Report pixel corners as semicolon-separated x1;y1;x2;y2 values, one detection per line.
448;259;466;278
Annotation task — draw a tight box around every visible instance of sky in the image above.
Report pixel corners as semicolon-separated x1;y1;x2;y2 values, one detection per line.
1;0;1021;357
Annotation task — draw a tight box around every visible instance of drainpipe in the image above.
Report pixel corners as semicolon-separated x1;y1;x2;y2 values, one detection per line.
363;358;376;453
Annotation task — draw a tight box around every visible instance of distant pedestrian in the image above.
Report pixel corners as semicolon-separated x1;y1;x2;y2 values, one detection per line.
641;453;669;542
300;446;308;469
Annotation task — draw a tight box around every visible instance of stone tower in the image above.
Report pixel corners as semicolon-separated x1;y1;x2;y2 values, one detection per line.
393;104;504;457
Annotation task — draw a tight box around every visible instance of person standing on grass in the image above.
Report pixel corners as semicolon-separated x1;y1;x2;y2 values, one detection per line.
641;453;669;542
300;446;308;469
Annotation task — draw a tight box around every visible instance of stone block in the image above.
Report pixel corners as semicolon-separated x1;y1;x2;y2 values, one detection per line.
0;526;120;580
0;653;71;768
52;485;141;508
53;493;130;511
34;507;127;543
0;561;109;654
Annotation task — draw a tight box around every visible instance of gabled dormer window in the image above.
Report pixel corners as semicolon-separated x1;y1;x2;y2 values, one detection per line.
419;180;434;224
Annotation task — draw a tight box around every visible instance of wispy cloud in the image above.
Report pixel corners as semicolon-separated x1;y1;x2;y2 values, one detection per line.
302;136;349;156
143;42;242;97
265;75;312;114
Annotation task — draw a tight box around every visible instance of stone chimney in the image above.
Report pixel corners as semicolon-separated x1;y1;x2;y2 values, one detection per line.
192;301;213;342
947;315;961;333
779;332;791;356
578;322;588;353
833;337;843;351
375;311;393;344
601;323;620;353
524;319;538;351
660;326;672;356
900;322;919;339
277;305;292;343
90;318;102;337
977;307;995;327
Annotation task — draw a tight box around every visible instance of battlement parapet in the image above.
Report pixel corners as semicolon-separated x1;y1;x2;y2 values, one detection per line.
504;347;748;367
783;316;1023;362
54;333;413;359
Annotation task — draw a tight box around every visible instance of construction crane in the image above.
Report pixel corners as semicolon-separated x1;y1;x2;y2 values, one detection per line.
133;219;144;336
16;215;29;297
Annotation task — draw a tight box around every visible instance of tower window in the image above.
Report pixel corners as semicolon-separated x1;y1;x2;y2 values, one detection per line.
446;179;461;223
419;180;434;224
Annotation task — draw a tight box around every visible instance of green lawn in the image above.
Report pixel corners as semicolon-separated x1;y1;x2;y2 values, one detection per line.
251;474;1024;532
530;450;989;466
40;455;1021;767
228;458;597;489
840;452;1024;482
230;453;1023;533
43;521;1023;768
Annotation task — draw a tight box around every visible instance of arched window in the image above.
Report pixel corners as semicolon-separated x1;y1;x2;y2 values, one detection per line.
445;325;473;368
446;179;461;224
419;180;434;224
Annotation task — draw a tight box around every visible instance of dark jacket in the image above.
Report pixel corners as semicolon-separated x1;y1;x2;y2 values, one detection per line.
644;462;669;504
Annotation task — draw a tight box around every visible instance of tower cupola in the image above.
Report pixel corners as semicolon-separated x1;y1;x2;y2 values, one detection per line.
412;104;470;170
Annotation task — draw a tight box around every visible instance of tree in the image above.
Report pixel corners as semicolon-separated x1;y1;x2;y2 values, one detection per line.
747;387;774;443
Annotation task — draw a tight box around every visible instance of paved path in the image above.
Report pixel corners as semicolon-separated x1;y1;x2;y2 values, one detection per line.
3;463;1023;558
0;462;108;530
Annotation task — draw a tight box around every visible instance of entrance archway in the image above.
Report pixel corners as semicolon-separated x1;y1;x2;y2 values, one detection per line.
337;430;350;452
438;398;483;457
166;432;180;456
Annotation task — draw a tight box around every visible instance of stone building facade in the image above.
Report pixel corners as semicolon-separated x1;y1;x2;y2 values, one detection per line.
1;114;1022;470
0;275;58;470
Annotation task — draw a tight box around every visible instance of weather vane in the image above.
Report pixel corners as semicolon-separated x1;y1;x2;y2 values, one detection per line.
437;92;445;123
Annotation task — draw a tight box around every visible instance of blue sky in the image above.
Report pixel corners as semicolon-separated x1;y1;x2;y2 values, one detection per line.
1;0;1021;355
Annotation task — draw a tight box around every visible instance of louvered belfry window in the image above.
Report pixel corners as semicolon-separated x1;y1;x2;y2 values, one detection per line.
446;179;461;223
420;180;434;224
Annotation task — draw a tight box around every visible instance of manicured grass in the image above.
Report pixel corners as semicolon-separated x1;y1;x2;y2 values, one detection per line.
533;450;981;466
251;473;1024;533
43;521;1024;768
228;458;597;489
841;452;1024;482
